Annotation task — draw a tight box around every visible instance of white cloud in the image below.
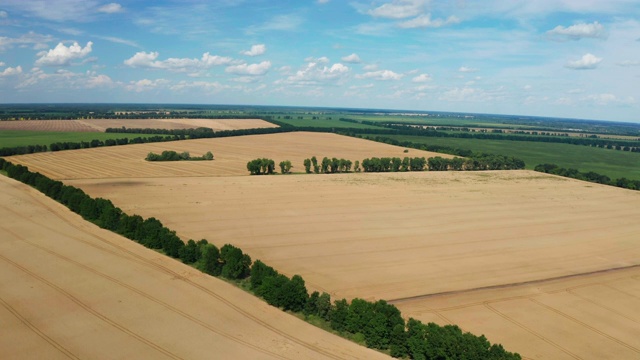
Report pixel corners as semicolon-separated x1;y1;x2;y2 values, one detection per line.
582;93;635;106
170;80;227;93
124;51;234;72
565;53;602;70
458;66;477;73
225;61;272;75
317;0;330;3
280;62;350;85
0;62;4;66
547;21;606;40
305;56;330;63
368;0;427;19
0;0;112;22
0;65;22;77
356;69;404;80
363;64;378;71
126;78;168;92
0;32;53;52
617;60;640;67
97;3;123;14
341;53;362;63
412;73;432;82
96;36;139;48
0;10;7;18
85;73;113;88
398;14;460;28
242;44;266;56
36;41;93;66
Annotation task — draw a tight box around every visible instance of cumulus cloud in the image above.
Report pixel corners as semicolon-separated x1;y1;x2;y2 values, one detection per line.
547;22;606;40
399;14;460;28
363;64;378;71
97;3;123;14
341;53;362;63
412;73;432;82
225;61;272;75
565;53;602;70
280;62;350;85
356;69;403;80
126;78;169;92
124;51;234;72
242;44;266;56
85;73;113;88
368;0;426;19
0;65;22;77
36;41;93;66
458;66;477;73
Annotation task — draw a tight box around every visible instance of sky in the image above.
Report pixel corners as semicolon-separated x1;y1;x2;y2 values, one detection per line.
0;0;639;122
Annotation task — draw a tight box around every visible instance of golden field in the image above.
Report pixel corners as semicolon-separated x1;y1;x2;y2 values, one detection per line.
6;131;640;359
0;118;277;132
0;175;389;360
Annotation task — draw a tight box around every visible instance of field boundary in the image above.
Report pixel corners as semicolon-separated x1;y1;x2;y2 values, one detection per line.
388;264;640;304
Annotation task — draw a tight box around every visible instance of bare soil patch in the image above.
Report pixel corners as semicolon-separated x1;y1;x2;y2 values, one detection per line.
7;132;448;179
0;175;389;360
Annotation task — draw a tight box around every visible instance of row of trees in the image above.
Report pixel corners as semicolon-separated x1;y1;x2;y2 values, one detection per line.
361;157;427;172
303;156;354;174
146;150;214;161
534;163;640;191
0;135;179;157
0;157;521;359
377;123;640;152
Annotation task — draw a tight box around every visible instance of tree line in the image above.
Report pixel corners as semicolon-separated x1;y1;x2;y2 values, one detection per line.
146;150;214;161
534;163;640;191
303;156;354;173
0;157;520;359
0;135;179;157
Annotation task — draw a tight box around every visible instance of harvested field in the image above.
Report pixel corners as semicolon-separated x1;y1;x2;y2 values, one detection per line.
6;132;448;179
65;171;640;301
0;175;389;360
395;266;640;360
0;118;277;132
64;170;640;360
9;130;640;359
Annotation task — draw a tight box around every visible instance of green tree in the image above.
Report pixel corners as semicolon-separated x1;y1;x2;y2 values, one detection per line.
303;158;312;173
200;243;222;276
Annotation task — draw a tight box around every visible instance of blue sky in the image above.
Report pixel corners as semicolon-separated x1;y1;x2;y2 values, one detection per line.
0;0;639;122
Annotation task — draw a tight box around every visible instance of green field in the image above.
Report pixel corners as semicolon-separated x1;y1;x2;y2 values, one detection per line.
376;135;640;181
0;130;158;148
273;117;385;129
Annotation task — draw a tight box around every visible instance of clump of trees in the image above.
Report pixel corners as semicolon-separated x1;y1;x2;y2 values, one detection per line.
0;157;522;359
146;150;214;161
279;160;292;174
302;156;352;174
247;158;276;175
534;163;640;191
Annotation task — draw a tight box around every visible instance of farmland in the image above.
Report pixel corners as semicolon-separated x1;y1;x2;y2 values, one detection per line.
3;109;640;360
61;167;640;359
0;174;389;360
5;132;449;179
373;134;640;181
